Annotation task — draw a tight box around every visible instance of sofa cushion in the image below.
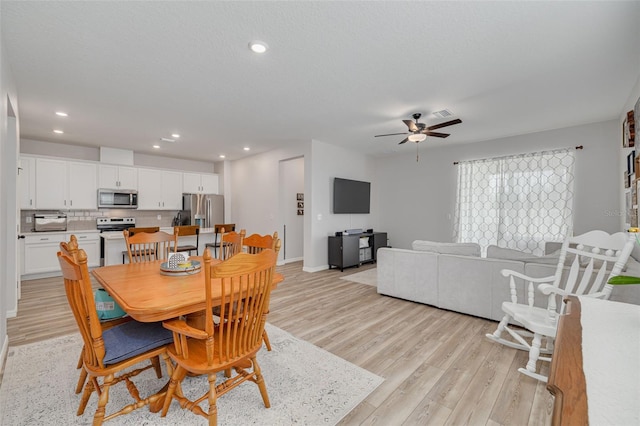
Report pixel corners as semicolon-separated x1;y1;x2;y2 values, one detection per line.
487;245;563;265
486;246;534;261
411;240;480;257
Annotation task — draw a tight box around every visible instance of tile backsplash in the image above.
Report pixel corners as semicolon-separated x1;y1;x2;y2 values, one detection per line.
21;209;179;233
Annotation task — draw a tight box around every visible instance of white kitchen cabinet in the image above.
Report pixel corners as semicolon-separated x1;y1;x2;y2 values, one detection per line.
70;232;100;267
183;172;219;194
35;158;97;210
23;231;100;276
137;168;182;210
23;233;66;275
19;156;36;209
98;164;138;190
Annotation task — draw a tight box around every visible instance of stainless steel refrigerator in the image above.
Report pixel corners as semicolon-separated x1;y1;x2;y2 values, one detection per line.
181;193;224;229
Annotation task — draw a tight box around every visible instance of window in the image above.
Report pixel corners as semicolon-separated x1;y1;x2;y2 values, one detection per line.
453;149;575;255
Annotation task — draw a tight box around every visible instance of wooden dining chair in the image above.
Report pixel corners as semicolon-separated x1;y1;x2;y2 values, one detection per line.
174;225;200;256
123;228;177;263
61;235;136;398
217;229;246;260
242;232;280;350
160;247;278;425
121;227;160;263
57;248;174;424
204;223;236;258
243;231;278;254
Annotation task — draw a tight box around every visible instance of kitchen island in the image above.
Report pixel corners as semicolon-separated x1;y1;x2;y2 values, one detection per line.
101;227;220;265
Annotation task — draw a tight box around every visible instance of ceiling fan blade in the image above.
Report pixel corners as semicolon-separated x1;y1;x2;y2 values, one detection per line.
374;132;409;137
427;118;462;131
398;138;409;145
403;119;418;132
425;131;450;138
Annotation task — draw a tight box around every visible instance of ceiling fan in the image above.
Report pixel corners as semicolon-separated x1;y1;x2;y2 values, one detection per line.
375;113;462;144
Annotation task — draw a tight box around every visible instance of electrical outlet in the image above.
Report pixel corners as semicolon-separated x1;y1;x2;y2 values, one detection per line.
26;216;32;223
157;215;162;220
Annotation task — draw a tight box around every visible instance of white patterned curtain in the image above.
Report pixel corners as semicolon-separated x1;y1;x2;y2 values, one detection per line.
453;148;575;256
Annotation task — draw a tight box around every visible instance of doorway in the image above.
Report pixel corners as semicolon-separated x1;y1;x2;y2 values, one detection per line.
3;96;19;316
278;157;304;264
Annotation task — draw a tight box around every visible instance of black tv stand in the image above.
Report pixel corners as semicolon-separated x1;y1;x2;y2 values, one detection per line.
328;232;388;272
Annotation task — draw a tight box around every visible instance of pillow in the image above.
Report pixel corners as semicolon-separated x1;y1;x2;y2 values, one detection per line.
411;240;480;257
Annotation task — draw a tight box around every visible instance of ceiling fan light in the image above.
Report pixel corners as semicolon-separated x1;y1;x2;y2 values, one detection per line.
408;133;427;142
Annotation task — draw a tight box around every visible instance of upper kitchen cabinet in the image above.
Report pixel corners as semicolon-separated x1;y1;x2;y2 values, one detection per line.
35;158;97;210
137;168;182;210
182;172;219;194
19;156;36;209
98;164;138;190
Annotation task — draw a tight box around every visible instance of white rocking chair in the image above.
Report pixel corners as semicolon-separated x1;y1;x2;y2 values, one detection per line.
486;230;635;382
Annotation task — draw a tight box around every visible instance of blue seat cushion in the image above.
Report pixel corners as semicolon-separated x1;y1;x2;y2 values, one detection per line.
102;321;173;366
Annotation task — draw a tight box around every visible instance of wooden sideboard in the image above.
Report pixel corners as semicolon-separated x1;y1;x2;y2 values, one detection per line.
547;296;640;425
546;296;587;425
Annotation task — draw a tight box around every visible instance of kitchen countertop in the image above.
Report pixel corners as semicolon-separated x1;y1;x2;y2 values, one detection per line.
100;227;218;240
21;229;99;236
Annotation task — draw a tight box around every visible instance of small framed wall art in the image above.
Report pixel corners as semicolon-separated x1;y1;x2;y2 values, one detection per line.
296;193;304;215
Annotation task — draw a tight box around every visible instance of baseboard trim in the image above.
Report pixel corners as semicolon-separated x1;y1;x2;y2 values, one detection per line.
0;333;8;379
6;309;16;318
303;264;329;273
283;256;303;264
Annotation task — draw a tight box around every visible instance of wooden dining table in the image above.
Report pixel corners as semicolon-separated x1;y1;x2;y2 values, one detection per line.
92;256;284;323
91;256;283;412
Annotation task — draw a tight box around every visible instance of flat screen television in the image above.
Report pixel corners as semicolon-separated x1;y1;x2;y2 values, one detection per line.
333;177;370;214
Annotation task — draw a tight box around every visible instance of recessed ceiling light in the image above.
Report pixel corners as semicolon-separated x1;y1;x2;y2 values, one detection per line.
243;147;250;151
153;144;160;149
53;129;64;134
171;133;180;138
249;40;268;54
219;155;226;159
55;111;68;117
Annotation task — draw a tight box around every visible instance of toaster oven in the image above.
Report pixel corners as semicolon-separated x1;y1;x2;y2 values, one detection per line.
33;214;67;232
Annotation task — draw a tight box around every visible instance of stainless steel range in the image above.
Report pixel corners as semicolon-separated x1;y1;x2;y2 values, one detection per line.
97;217;136;264
97;217;136;232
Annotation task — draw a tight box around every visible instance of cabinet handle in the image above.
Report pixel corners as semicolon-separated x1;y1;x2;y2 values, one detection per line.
40;237;49;241
64;200;66;206
29;199;33;206
70;200;73;206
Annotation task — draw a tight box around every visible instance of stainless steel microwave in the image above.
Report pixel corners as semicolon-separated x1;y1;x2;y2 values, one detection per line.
97;189;138;209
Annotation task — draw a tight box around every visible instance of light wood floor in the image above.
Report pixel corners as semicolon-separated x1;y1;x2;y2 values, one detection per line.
6;261;554;425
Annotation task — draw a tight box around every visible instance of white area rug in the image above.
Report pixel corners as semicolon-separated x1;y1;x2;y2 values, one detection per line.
340;268;377;287
0;324;383;425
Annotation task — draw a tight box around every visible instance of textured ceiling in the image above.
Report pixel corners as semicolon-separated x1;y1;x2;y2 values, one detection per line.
2;1;639;162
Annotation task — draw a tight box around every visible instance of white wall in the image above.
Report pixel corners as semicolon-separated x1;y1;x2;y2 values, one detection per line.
279;157;304;262
229;142;310;259
619;75;640;228
307;140;378;271
376;120;621;250
229;139;378;271
1;34;20;368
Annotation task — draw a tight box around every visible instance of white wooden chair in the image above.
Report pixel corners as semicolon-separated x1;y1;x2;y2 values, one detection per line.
486;230;636;382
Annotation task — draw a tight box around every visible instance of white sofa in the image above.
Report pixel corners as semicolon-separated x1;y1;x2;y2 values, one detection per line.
377;240;640;322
